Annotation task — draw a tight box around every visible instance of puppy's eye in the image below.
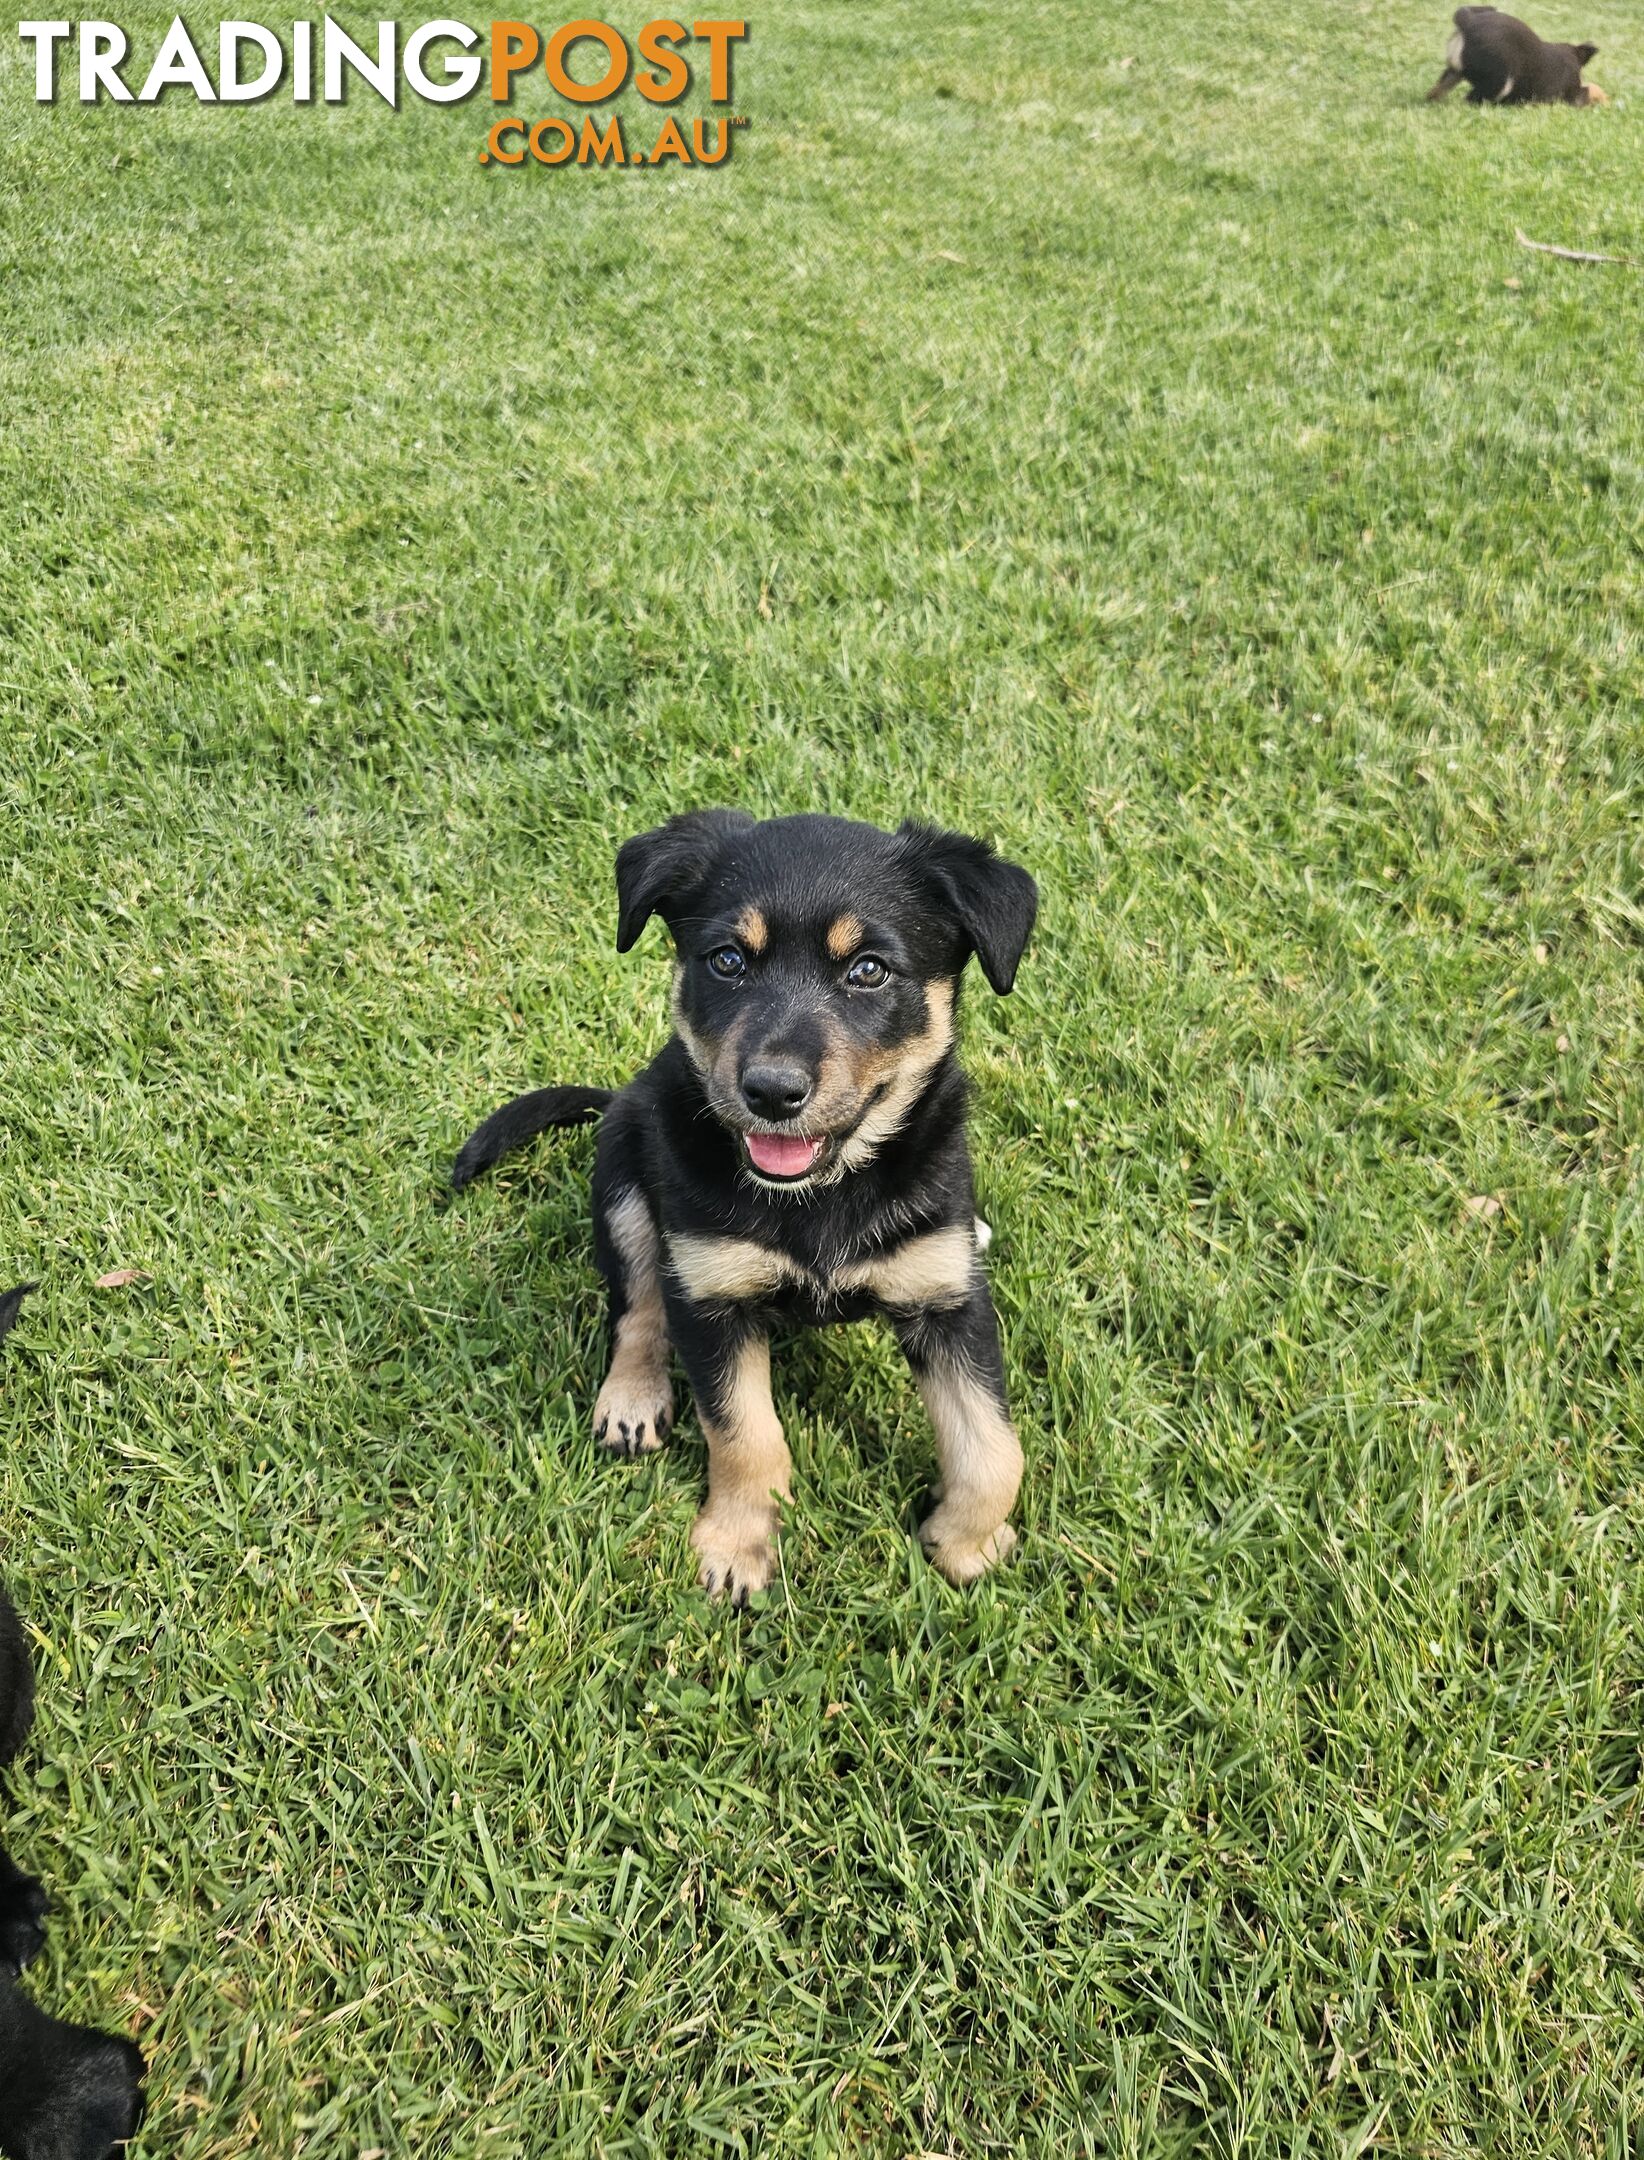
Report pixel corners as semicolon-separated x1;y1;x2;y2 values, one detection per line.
845;954;890;989
707;946;746;980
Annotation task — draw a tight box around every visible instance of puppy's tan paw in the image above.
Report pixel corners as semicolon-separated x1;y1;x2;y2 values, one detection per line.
593;1372;673;1459
690;1504;778;1606
919;1514;1017;1585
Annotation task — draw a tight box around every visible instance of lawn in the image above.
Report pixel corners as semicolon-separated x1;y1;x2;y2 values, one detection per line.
2;0;1643;2151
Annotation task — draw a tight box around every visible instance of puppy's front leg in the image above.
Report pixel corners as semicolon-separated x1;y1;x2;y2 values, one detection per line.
668;1295;790;1604
591;1183;673;1459
1427;65;1464;99
895;1283;1023;1585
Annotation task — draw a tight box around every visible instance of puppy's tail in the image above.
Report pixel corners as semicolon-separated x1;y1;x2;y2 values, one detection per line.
0;1283;37;1350
452;1087;614;1190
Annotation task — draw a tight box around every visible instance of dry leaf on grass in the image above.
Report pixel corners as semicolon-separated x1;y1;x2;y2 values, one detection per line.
95;1268;150;1289
1462;1195;1503;1221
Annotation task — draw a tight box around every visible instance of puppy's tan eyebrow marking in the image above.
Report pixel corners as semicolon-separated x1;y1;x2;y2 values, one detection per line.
825;914;863;960
733;907;768;954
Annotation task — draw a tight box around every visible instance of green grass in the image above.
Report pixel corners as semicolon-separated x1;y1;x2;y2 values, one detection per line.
2;1;1643;2151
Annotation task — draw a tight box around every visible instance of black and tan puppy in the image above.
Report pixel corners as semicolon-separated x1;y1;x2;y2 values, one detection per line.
1428;7;1605;103
454;811;1037;1602
0;1287;144;2160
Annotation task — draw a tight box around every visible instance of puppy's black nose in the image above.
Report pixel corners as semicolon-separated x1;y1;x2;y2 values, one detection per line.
740;1061;814;1121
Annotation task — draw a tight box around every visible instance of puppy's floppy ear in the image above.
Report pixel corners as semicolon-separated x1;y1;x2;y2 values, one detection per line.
898;822;1038;994
615;809;755;953
1574;41;1597;64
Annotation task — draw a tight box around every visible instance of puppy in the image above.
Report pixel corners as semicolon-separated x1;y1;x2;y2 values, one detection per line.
454;811;1038;1602
1428;7;1605;103
0;1286;145;2160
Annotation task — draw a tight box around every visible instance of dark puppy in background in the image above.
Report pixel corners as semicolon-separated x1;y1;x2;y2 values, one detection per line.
1429;7;1605;102
455;811;1037;1602
0;1286;144;2160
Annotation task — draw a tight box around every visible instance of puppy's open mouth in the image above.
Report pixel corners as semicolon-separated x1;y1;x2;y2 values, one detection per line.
743;1132;830;1183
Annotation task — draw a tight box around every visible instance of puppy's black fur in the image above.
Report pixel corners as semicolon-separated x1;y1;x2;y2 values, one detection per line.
0;1288;144;2160
1428;7;1602;102
455;812;1038;1601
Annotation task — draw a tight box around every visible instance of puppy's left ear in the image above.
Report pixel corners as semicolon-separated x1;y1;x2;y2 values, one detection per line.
899;823;1038;994
1574;41;1598;63
615;808;754;952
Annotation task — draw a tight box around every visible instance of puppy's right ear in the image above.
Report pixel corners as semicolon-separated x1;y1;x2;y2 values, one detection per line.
615;810;755;952
1574;40;1597;64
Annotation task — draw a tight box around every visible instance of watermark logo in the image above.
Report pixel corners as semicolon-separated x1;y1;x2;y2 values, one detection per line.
14;16;749;168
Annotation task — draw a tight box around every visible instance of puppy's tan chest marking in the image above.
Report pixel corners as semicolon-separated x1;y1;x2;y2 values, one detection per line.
669;1233;797;1305
667;1222;978;1311
833;1223;976;1308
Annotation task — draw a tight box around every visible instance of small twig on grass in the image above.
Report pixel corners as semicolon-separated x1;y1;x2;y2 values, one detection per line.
1056;1530;1115;1579
1515;227;1643;268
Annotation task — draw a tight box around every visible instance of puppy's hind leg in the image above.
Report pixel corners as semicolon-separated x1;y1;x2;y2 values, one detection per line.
591;1141;673;1458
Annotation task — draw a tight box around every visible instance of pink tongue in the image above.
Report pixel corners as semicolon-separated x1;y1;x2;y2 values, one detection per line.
745;1133;824;1178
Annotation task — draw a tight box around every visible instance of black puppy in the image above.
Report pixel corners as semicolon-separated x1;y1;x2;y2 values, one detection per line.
455;811;1037;1602
1428;7;1604;103
0;1286;144;2160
